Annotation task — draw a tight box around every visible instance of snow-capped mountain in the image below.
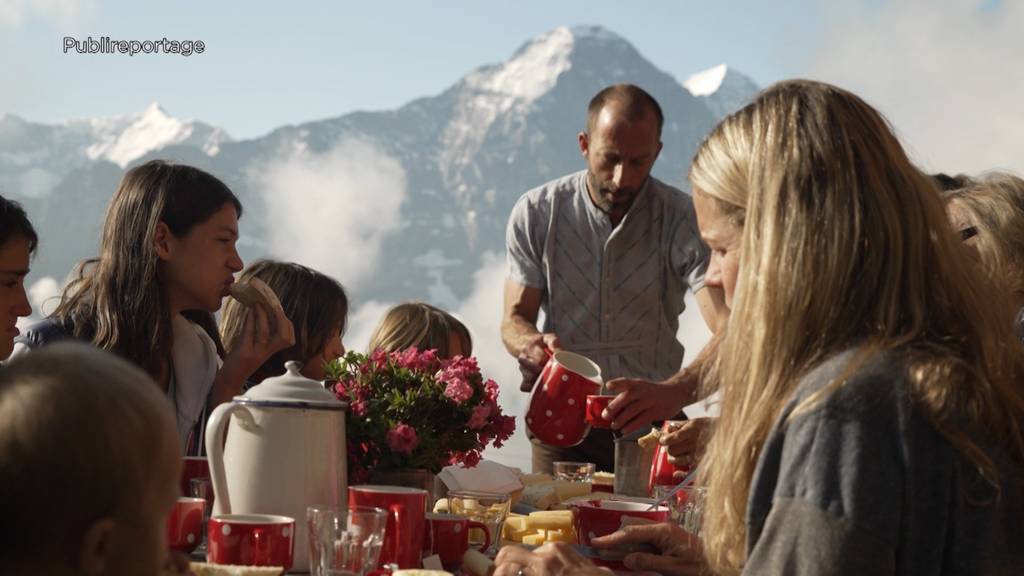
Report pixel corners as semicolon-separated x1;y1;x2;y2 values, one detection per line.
75;102;230;167
0;103;229;199
1;26;757;309
683;64;761;119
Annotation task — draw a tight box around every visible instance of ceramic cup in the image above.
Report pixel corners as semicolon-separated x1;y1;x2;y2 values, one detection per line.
348;485;428;570
167;496;206;554
585;395;616;429
648;420;690;495
525;351;602;447
571;499;670;546
208;514;296;570
423;513;490;571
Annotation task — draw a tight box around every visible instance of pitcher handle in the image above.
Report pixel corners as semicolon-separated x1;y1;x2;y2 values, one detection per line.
204;402;254;516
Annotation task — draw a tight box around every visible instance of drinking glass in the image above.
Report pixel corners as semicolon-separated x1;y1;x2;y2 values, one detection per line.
189;477;214;553
446;490;510;555
680;486;706;536
553;461;596;483
307;505;387;576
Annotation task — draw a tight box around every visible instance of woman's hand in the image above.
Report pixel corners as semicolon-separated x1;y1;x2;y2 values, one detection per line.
662;417;713;468
495;542;610;576
224;303;295;376
590;522;705;575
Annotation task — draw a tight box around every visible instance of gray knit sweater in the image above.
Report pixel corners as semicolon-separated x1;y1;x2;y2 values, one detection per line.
743;349;1023;575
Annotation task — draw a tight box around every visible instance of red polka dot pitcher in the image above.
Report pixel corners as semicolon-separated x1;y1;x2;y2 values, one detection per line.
525;350;602;447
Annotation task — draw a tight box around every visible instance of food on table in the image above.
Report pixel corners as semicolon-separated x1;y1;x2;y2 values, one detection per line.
592;471;614;491
518;475;592;510
462;548;496;576
392;571;453;576
503;510;576;545
189;563;283;576
636;427;662;450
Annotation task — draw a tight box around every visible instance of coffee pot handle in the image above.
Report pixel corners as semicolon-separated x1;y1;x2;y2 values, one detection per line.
205;402;254;516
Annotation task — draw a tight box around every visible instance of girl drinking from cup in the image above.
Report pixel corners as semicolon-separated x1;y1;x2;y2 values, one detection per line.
16;160;295;454
496;80;1024;575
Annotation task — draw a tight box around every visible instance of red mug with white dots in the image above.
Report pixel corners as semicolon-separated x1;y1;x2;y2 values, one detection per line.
525;350;602;447
208;514;295;570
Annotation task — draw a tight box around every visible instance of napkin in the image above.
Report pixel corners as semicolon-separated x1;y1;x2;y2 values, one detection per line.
438;459;523;495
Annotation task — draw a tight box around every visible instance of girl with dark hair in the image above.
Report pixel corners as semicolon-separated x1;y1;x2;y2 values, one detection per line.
220;259;348;386
0;194;37;360
16;160;294;454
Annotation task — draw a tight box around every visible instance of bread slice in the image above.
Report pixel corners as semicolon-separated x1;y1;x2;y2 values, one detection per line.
189;562;284;576
229;278;284;314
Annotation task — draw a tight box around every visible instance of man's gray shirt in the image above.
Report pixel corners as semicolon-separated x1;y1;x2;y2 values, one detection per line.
506;170;708;383
745;348;1024;575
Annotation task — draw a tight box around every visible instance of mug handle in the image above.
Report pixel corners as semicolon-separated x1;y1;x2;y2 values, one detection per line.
204;402;255;516
466;520;491;552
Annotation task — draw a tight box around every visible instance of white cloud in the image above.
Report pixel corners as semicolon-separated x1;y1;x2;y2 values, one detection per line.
254;138;407;291
0;0;95;27
807;0;1024;176
343;299;395;354
28;275;60;315
452;252;533;471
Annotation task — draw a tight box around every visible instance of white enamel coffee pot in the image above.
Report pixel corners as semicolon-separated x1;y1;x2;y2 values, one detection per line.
206;361;348;572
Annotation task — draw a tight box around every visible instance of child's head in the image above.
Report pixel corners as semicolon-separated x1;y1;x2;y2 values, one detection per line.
220;259;348;382
0;195;37;359
367;302;472;359
55;160;243;374
0;343;180;575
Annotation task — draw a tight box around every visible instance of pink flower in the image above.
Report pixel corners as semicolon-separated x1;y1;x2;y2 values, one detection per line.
386;423;419;456
437;364;475;404
468;404;491;429
351;399;368;417
484;379;500;403
370;349;388;369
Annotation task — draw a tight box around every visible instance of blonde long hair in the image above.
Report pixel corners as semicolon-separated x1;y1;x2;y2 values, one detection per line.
946;173;1024;304
689;80;1024;574
367;302;472;358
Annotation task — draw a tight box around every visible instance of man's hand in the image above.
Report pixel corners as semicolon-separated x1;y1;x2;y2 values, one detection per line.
590;522;705;575
495;542;611;576
517;333;561;391
662;417;713;468
603;373;697;434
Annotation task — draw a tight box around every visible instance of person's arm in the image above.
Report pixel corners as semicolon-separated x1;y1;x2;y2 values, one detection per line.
501;279;560;391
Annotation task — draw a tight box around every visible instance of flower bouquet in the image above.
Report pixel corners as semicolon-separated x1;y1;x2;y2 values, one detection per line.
325;347;516;484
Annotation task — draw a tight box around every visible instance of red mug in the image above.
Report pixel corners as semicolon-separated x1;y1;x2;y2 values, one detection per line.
349;485;427;570
649;420;690;495
525;350;602;447
423;513;491;571
571;499;670;546
167;497;206;553
180;456;209;497
585;395;615;429
208;514;295;570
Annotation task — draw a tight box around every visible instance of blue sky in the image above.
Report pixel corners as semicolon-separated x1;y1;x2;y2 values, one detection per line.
2;0;825;138
1;0;1019;176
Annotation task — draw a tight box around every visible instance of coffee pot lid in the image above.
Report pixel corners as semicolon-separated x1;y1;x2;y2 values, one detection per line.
236;361;347;410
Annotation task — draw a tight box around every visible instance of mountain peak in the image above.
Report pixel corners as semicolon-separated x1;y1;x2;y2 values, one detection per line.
683;64;729;97
140;101;170;119
467;26;574;102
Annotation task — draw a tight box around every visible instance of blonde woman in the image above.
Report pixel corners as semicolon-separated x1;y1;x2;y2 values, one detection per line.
945;173;1024;342
495;80;1024;575
367;302;471;359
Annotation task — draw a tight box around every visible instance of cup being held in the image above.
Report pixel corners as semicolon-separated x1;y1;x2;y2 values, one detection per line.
649;420;691;495
525;350;602;447
208;514;296;571
585;395;616;429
